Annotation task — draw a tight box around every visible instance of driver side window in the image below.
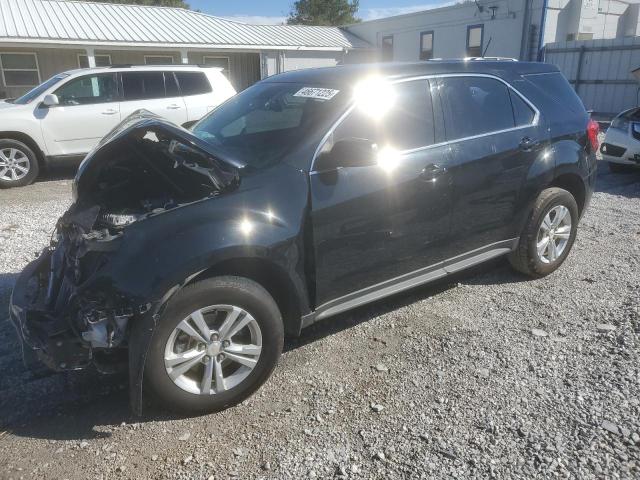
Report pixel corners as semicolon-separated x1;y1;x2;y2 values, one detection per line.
54;73;118;106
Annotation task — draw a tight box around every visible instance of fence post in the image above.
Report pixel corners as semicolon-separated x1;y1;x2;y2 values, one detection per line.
574;45;586;95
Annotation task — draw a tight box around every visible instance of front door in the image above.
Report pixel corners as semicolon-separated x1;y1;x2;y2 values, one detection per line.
40;72;121;156
119;71;188;126
310;78;454;306
436;75;545;257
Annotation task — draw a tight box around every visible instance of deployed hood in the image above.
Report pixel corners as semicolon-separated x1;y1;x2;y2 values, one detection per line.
74;110;243;210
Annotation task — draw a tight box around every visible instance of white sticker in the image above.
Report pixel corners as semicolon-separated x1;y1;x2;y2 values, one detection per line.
294;87;340;101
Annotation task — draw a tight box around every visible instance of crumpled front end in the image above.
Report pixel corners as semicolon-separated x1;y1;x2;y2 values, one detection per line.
9;207;145;372
9;111;241;375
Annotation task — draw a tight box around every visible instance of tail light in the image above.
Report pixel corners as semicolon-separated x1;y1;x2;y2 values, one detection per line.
587;119;600;152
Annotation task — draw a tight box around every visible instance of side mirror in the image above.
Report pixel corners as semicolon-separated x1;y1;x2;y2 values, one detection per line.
315;137;377;171
42;94;59;107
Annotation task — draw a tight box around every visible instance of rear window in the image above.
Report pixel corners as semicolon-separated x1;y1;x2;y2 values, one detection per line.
524;72;585;113
122;72;165;101
175;71;212;96
440;76;515;140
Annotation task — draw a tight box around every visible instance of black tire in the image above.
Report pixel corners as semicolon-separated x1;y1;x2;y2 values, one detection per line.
0;139;39;188
509;187;579;278
608;162;636;174
144;276;283;415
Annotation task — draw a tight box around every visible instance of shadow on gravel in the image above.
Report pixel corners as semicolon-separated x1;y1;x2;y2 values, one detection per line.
2;258;526;441
36;165;77;183
595;168;640;198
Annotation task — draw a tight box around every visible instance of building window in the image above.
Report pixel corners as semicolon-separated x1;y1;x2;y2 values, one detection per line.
144;55;175;65
203;56;230;78
0;53;40;87
466;25;484;57
381;35;393;62
78;54;112;68
420;31;434;60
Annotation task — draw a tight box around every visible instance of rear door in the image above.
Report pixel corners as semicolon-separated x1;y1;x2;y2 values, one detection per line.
175;71;216;122
437;75;542;258
119;71;188;126
40;72;120;156
310;78;455;306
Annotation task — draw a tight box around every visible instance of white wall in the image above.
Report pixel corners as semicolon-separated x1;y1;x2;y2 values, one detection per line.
346;0;531;61
261;50;346;77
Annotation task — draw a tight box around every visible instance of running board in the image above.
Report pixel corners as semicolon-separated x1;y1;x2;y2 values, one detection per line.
302;239;516;328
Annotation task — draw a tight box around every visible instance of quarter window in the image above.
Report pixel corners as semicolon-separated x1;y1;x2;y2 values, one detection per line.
381;35;394;62
54;73;118;105
122;71;166;100
510;90;535;126
0;53;40;87
78;54;111;68
440;76;514;140
420;32;434;60
466;25;483;57
175;71;212;96
334;79;435;151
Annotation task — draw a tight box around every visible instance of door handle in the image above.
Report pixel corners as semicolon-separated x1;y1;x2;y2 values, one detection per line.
519;136;537;152
101;108;118;115
420;163;447;182
167;104;182;110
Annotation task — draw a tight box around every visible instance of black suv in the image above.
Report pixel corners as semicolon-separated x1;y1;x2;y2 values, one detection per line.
11;61;598;414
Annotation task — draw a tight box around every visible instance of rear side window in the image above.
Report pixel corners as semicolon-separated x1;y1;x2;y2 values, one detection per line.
440;76;514;140
122;72;165;100
524;72;585;114
510;90;536;126
335;79;435;150
175;71;212;96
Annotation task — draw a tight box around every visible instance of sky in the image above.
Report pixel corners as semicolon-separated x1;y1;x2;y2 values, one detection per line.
189;1;452;24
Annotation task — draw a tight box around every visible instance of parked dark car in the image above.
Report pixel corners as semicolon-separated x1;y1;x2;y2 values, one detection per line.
10;60;598;414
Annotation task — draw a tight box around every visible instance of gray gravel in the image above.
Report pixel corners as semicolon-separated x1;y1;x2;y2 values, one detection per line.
0;163;639;479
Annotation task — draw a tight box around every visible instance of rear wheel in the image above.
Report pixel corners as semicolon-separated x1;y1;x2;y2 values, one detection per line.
144;276;283;414
608;161;636;174
509;187;579;278
0;139;39;188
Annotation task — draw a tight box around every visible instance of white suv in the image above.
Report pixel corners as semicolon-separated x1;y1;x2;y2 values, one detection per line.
0;65;236;188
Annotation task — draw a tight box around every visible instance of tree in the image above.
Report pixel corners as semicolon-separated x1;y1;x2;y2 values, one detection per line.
84;0;190;8
287;0;360;26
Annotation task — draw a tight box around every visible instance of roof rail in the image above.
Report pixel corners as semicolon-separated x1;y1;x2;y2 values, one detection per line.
106;64;219;68
428;57;518;62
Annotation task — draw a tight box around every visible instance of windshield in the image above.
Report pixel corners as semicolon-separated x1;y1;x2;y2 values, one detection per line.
193;82;346;169
12;74;69;104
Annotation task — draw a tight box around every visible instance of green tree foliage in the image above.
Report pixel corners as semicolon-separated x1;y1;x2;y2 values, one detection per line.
84;0;190;8
287;0;360;26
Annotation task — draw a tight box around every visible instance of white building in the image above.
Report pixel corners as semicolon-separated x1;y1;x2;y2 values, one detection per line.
345;0;640;62
0;0;371;99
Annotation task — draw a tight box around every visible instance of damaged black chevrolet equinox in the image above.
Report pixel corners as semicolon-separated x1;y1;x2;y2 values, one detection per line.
11;61;598;414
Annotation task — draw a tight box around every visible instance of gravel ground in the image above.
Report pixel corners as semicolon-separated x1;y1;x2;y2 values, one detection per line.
0;162;639;480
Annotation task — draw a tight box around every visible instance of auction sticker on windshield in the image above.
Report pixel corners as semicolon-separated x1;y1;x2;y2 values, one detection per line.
294;87;340;101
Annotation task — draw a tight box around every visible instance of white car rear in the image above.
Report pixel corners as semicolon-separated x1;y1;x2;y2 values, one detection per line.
600;107;640;173
0;65;236;188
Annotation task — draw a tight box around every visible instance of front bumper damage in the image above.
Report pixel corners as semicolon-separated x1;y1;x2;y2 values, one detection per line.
9;211;150;373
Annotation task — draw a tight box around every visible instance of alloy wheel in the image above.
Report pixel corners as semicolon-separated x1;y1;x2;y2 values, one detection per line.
164;305;262;395
536;205;572;264
0;148;31;182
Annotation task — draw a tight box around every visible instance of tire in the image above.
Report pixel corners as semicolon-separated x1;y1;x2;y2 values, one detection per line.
509;187;579;278
144;276;283;415
608;162;636;174
0;139;39;188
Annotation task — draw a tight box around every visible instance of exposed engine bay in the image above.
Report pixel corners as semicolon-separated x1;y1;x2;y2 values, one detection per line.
10;112;241;372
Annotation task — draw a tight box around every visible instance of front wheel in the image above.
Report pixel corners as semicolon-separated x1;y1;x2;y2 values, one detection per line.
509;187;579;278
0;139;39;188
144;276;283;414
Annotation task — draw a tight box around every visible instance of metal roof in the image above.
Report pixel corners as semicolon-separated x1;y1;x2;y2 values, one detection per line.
0;0;370;51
